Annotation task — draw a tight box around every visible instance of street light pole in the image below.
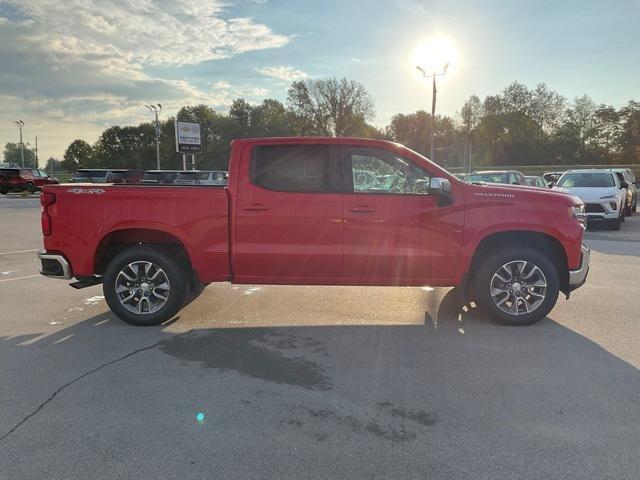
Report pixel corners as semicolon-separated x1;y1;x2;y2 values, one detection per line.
14;120;25;167
145;104;162;169
416;64;448;163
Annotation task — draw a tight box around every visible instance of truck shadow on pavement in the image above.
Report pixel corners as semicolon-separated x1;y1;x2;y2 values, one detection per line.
1;288;639;478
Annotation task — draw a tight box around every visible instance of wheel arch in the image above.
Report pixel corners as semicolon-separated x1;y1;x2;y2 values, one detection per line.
94;228;195;279
466;230;569;293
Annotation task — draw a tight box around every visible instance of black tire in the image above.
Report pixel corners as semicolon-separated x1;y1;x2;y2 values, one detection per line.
25;182;35;194
0;188;7;195
474;246;560;326
103;245;188;326
609;215;621;231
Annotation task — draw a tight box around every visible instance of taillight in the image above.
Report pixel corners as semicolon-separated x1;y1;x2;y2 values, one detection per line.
41;192;56;236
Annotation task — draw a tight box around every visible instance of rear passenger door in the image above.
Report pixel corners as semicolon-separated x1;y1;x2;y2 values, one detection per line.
234;144;343;282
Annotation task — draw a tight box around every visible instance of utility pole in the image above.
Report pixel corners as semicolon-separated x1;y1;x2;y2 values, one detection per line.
416;64;448;163
145;104;162;169
35;136;38;169
14;120;25;167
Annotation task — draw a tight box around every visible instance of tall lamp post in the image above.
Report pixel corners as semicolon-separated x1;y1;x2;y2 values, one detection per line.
14;120;25;167
416;63;448;163
145;104;162;169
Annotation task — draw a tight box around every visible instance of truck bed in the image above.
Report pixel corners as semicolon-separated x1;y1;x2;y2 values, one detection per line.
42;184;230;282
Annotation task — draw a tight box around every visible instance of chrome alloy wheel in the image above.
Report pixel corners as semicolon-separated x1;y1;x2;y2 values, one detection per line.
115;261;171;315
490;260;547;315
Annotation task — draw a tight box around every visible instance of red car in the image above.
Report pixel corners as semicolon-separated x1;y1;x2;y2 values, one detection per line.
0;168;59;194
38;137;589;326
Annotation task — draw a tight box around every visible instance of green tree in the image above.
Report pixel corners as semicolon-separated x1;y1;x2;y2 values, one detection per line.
3;142;37;168
92;125;156;169
45;157;62;174
619;101;640;164
62;139;93;171
287;78;375;136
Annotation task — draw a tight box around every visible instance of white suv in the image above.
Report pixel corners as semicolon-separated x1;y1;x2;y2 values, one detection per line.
554;169;625;230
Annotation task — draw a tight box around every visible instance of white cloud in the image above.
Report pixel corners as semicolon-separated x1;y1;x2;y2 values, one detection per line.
0;0;289;158
258;66;309;82
5;0;289;66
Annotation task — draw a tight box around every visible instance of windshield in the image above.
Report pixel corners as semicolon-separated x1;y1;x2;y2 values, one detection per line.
557;172;615;188
466;173;508;184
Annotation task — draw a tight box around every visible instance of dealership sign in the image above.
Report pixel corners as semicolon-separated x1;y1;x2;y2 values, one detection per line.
175;121;202;153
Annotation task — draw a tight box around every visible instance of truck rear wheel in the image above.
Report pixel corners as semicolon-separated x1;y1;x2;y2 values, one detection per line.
474;247;559;326
103;246;187;326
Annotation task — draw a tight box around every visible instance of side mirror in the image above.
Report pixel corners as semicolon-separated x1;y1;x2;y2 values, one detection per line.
430;177;453;206
620;181;629;189
430;177;451;195
548;181;555;188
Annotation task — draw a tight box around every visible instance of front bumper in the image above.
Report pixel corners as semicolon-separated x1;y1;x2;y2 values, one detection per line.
568;245;590;291
38;250;72;279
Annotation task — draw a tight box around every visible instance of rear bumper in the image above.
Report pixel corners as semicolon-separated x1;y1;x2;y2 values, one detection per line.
568;245;590;291
38;250;72;279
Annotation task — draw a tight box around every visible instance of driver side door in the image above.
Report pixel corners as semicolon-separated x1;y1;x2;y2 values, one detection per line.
340;146;463;285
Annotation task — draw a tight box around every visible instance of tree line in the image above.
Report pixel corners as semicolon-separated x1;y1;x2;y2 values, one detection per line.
4;78;640;173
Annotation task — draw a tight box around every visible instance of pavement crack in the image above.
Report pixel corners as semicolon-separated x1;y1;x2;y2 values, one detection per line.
0;340;161;443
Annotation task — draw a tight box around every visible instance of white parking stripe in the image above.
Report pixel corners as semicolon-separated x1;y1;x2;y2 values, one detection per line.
0;249;39;256
0;274;40;283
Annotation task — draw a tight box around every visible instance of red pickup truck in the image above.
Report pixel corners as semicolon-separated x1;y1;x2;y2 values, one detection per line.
38;137;589;326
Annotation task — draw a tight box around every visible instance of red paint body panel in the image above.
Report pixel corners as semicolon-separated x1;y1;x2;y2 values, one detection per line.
42;137;584;288
43;185;230;282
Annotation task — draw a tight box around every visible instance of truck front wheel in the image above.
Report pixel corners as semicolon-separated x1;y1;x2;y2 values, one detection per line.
474;247;560;326
103;246;187;326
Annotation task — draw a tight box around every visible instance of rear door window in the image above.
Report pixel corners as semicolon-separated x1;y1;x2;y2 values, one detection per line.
252;145;334;193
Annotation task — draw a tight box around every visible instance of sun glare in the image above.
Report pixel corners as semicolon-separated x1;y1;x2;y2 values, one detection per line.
412;36;460;75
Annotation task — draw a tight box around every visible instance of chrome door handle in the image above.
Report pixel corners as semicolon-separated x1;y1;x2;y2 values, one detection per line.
349;206;376;213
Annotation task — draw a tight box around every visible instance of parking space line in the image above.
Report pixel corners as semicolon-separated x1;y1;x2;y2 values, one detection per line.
0;249;39;256
0;274;40;283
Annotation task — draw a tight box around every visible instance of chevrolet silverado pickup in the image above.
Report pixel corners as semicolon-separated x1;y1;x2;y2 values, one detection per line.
38;137;590;326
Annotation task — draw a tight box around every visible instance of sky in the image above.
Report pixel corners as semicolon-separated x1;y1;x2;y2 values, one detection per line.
1;0;639;161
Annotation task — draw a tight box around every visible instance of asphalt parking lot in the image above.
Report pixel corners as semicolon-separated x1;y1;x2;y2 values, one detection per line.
1;194;639;479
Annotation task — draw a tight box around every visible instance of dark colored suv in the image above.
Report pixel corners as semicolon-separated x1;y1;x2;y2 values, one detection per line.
0;168;59;194
71;169;111;183
105;169;145;184
141;170;180;184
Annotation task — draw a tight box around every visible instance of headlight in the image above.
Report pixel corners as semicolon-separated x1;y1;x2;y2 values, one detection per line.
569;204;586;228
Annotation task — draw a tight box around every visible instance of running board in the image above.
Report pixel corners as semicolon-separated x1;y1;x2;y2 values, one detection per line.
70;276;103;289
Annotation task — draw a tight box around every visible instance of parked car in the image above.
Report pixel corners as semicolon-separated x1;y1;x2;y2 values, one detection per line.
141;170;180;184
525;176;549;188
0;168;59;194
105;169;145;184
611;168;637;215
71;169;111;183
39;137;589;328
174;170;228;186
554;169;625;230
465;170;527;185
543;171;566;188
